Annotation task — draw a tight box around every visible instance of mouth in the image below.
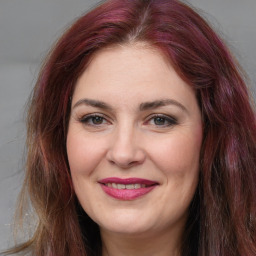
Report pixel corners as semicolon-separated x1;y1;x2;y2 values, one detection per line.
104;183;148;189
98;177;159;200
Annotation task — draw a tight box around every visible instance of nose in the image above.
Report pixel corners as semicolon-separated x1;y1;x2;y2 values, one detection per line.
106;125;146;169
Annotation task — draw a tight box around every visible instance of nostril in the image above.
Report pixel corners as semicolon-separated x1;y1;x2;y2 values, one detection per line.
109;160;115;165
128;161;138;167
107;158;141;169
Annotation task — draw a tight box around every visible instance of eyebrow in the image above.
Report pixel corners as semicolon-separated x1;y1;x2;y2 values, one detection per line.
72;98;188;113
72;98;114;111
139;99;188;112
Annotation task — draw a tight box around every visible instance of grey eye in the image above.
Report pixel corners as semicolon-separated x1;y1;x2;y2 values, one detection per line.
80;115;107;125
154;117;167;125
148;115;177;127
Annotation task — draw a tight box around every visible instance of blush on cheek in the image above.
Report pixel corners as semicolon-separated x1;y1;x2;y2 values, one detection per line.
67;132;108;178
151;133;201;177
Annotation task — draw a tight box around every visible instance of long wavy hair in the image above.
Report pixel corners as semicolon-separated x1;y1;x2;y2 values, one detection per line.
4;0;256;255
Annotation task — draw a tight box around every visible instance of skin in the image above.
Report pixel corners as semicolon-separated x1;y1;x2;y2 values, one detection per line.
67;43;203;256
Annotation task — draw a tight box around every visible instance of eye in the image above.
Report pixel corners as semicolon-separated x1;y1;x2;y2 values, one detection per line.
146;114;177;127
79;114;109;126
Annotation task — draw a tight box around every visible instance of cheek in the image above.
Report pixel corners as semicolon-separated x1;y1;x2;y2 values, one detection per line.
66;129;106;177
150;128;202;215
148;126;202;178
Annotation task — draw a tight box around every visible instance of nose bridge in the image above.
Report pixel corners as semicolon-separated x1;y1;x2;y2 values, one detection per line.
107;121;145;168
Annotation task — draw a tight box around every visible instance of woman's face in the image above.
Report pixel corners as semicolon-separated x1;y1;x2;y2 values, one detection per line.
67;44;202;239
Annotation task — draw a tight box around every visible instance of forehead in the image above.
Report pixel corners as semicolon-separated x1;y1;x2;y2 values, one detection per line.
72;43;196;110
81;43;172;83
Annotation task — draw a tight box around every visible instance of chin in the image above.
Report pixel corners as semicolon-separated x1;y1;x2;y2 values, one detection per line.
95;209;156;235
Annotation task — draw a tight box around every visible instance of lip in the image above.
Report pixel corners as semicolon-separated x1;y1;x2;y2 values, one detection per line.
98;177;159;200
99;177;158;185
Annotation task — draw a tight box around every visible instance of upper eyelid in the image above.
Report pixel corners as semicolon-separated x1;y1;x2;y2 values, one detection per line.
76;112;178;123
145;113;177;121
79;112;109;120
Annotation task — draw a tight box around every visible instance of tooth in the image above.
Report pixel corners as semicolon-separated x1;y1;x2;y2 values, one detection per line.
134;184;141;189
117;184;125;189
105;183;148;189
126;184;135;189
112;183;117;189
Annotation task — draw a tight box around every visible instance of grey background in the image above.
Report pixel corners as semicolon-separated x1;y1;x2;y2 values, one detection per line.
0;0;255;250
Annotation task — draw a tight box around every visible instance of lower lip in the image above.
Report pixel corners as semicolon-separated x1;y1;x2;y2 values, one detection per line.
100;184;157;200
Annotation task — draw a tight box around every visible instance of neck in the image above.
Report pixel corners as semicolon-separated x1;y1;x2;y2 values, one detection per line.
100;227;183;256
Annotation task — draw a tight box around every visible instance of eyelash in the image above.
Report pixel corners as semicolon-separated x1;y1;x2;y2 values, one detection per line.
79;114;109;126
145;114;178;127
78;113;178;128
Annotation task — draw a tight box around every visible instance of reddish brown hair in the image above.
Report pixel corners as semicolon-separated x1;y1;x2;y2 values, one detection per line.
5;0;256;255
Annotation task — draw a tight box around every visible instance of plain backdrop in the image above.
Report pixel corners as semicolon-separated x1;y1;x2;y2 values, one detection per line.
0;0;255;250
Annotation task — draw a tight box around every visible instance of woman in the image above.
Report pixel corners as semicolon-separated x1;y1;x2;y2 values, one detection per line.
4;0;256;255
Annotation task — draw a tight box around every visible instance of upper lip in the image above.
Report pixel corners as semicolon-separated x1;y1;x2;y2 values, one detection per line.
98;177;159;186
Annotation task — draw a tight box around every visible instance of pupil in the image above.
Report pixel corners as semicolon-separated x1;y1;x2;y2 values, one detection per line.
154;117;165;125
93;116;103;124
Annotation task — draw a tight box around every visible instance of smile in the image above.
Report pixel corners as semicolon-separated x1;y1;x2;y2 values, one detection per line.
98;177;159;200
104;183;147;189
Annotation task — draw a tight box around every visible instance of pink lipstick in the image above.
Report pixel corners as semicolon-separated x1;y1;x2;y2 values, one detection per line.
98;177;158;200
